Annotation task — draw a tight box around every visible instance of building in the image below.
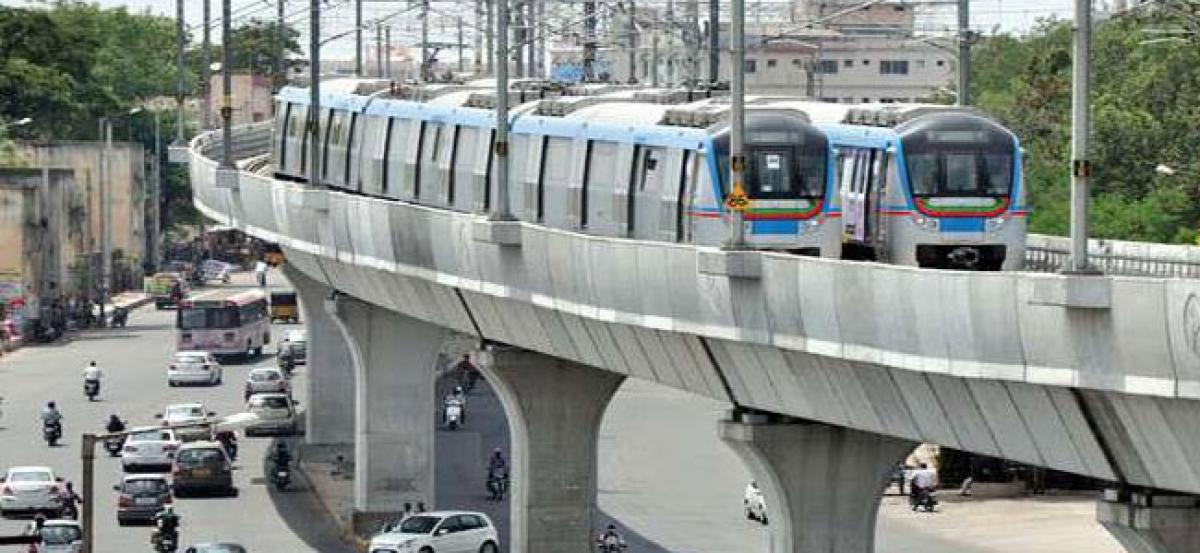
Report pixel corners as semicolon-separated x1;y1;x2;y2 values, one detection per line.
206;72;274;126
0;168;75;338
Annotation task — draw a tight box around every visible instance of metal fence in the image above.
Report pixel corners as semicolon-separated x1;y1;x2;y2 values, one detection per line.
1024;245;1200;278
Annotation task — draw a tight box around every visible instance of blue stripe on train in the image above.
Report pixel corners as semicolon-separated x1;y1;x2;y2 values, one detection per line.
750;221;800;235
938;218;985;233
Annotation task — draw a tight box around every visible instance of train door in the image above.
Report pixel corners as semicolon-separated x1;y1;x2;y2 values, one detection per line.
841;148;866;243
631;146;667;240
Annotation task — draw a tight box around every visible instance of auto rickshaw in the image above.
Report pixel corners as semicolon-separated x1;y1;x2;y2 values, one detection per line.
269;290;299;323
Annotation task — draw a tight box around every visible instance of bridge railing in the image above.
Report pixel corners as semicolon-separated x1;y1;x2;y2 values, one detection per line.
192;122;273;164
1025;235;1200;278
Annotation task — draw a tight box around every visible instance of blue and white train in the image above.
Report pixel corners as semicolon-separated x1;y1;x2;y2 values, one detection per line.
270;79;1026;270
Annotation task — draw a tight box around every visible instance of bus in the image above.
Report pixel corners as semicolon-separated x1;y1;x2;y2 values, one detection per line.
176;289;270;357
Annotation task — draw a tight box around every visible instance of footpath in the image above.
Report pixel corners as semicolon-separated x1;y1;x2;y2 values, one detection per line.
0;291;153;358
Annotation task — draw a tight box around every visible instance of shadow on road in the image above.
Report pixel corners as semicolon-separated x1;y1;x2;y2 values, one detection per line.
262;437;357;553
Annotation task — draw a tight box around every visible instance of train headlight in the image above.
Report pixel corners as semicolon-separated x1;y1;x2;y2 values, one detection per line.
986;216;1007;232
913;216;939;231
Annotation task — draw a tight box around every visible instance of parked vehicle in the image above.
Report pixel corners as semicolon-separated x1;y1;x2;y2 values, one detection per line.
167;351;224;387
171;441;234;497
34;518;83;552
115;474;172;526
244;368;289;400
0;466;64;517
158;403;216;442
370;512;499;553
147;272;190;310
244;393;298;436
121;427;181;472
268;291;299;323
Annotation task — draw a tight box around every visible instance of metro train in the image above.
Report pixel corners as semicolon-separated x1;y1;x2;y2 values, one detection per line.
270;79;1026;270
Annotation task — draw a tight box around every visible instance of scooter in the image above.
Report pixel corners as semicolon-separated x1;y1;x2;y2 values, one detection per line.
151;529;179;552
910;486;937;512
84;379;100;401
271;465;291;491
111;307;128;328
104;435;124;457
595;537;627;552
486;471;508;501
43;421;61;446
444;400;463;431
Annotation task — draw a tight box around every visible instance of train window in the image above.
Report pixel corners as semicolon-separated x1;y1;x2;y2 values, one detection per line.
429;124;443;160
587;141;620;223
905;152;1011;197
640;148;663;192
453;127;478;205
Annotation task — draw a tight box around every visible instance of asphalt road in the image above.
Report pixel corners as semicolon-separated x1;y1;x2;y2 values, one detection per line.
0;273;353;552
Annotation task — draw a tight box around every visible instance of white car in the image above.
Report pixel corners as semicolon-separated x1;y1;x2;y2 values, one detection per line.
0;466;64;516
245;367;290;397
33;519;82;552
245;393;297;436
168;351;224;386
121;427;181;471
159;403;216;441
744;481;767;524
369;511;499;553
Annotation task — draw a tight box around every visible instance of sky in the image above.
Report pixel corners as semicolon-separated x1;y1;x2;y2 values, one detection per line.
0;0;1079;62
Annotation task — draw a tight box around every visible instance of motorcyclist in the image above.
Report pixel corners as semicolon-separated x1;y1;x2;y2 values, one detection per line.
154;504;181;543
453;354;480;392
268;442;292;471
40;401;63;434
596;524;626;551
215;430;238;460
443;386;466;423
106;414;126;433
487;448;506;473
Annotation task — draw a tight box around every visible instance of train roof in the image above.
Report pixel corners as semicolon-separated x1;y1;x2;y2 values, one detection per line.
841;103;988;127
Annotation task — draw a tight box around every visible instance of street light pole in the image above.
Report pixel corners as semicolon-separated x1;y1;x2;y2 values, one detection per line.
221;0;235;169
421;0;430;81
152;111;162;271
356;0;363;76
491;0;512;221
956;0;970;105
708;0;719;82
101;120;113;326
277;0;286;90
80;434;96;553
174;0;187;145
1067;0;1095;273
726;0;746;248
203;0;213;129
309;0;321;188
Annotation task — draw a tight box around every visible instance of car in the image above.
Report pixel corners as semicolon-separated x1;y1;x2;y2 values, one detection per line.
279;330;307;365
114;474;172;525
245;367;290;398
245;393;297;436
744;481;767;524
171;441;234;497
0;466;64;517
369;511;499;553
198;259;234;283
122;427;181;472
159;403;217;441
185;545;247;553
33;519;82;552
168;351;224;386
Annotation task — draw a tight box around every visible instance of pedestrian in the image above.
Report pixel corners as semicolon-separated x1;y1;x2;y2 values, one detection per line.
254;260;268;287
892;462;907;496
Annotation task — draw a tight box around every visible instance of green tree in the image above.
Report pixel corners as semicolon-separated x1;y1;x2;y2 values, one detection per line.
190;18;301;89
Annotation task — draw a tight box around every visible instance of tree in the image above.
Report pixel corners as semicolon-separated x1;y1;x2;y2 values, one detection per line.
190;18;301;89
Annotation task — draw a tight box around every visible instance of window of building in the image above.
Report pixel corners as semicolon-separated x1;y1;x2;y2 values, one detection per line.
816;60;838;74
792;58;803;67
880;60;909;75
842;97;855;103
821;97;838;103
936;59;946;67
843;59;853;68
862;59;870;65
767;59;777;68
744;59;757;73
862;97;871;102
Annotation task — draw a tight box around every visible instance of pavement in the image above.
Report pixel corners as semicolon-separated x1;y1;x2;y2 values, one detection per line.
0;270;353;552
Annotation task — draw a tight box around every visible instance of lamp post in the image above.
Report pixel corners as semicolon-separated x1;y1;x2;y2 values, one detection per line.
95;108;142;327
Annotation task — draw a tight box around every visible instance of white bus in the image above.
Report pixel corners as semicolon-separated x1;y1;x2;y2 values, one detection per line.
176;289;270;357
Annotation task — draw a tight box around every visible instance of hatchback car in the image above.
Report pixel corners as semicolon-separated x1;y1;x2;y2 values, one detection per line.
159;403;216;441
0;466;63;517
34;519;82;552
115;474;172;525
245;393;298;436
122;427;181;472
171;441;234;497
369;511;499;553
245;367;290;398
168;351;223;386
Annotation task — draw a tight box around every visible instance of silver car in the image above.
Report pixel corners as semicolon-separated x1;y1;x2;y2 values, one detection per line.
159;403;216;441
121;427;181;472
168;351;224;386
0;466;64;516
244;367;290;399
245;393;298;436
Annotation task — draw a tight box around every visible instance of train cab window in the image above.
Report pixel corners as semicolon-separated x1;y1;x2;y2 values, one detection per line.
898;114;1015;197
713;111;827;200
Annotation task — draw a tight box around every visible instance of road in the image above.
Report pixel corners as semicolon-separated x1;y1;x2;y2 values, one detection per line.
0;273;353;552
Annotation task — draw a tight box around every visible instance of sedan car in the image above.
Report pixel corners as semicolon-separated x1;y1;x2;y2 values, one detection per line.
122;427;181;472
0;466;63;517
168;351;224;386
115;474;172;525
369;511;499;553
160;403;216;441
245;367;290;398
185;544;247;553
171;441;234;497
34;519;82;552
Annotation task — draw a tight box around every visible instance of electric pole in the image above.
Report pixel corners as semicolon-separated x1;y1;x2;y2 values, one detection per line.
458;17;465;73
486;0;494;74
627;0;637;83
174;0;186;145
377;23;384;77
202;0;212;130
309;0;321;188
514;0;525;78
475;0;484;73
276;0;285;90
727;0;746;248
1068;0;1094;273
221;0;234;169
708;0;719;82
356;0;364;76
957;0;970;105
492;0;512;221
386;26;392;78
421;0;430;81
583;0;596;80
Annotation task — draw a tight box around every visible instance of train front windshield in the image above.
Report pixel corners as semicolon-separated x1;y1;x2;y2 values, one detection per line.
713;111;828;199
899;114;1015;198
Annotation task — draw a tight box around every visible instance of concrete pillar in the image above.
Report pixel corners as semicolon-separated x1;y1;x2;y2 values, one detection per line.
480;348;626;553
282;264;355;446
1098;490;1200;553
328;293;451;533
719;416;917;553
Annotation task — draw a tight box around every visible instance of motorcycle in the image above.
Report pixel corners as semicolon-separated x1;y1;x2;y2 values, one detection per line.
151;529;179;553
444;400;463;431
60;500;78;520
111;307;128;328
486;471;508;501
84;379;100;401
271;465;291;491
595;537;627;553
910;486;937;512
43;421;62;446
104;435;124;457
